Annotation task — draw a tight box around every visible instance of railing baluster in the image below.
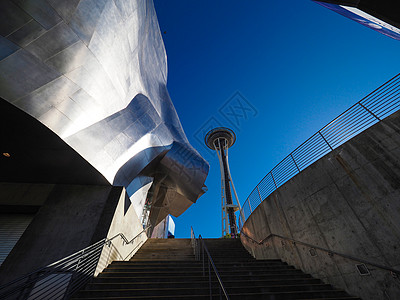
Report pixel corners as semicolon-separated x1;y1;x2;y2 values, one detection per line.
202;240;205;276
208;259;211;299
256;186;262;204
359;102;381;121
270;172;278;189
291;154;301;173
318;131;333;151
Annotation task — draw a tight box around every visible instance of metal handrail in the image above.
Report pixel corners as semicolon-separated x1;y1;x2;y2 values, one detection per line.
239;72;400;228
0;225;151;300
190;227;229;300
240;231;400;276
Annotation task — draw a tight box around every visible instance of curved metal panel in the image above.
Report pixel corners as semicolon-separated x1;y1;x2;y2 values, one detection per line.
0;0;209;223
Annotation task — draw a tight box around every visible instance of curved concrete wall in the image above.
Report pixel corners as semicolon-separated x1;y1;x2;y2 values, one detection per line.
241;110;400;299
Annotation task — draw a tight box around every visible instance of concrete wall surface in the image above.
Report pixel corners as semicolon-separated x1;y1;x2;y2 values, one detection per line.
95;188;147;275
0;183;144;284
241;110;400;300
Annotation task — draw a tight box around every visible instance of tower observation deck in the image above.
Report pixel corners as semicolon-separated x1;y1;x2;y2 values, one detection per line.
205;127;242;237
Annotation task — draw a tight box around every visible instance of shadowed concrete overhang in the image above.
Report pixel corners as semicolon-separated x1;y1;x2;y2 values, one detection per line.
0;98;109;185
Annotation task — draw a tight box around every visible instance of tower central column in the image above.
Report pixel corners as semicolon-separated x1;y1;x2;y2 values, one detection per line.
205;127;241;238
220;144;238;236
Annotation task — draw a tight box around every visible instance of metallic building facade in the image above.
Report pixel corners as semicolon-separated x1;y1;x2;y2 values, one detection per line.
0;0;209;227
313;0;400;40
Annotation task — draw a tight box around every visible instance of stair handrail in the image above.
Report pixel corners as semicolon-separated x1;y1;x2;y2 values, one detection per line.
0;225;151;300
239;72;400;229
192;232;229;300
241;230;400;276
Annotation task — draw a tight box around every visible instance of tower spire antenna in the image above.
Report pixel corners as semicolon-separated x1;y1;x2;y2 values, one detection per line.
205;127;242;238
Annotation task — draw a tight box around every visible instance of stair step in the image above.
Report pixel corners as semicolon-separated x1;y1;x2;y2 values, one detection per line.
85;277;323;289
108;263;293;268
72;297;361;300
104;265;296;272
97;273;316;281
74;286;349;298
72;238;359;299
100;269;303;277
114;260;287;266
72;291;360;300
84;283;336;292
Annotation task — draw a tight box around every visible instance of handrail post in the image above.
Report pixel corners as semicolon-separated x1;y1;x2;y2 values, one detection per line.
256;186;262;204
208;259;211;300
75;249;84;271
202;239;205;276
270;172;278;189
291;154;301;173
359;102;381;121
318;131;333;151
248;201;252;217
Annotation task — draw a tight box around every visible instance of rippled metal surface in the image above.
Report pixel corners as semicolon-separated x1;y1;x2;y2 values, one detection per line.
0;0;209;226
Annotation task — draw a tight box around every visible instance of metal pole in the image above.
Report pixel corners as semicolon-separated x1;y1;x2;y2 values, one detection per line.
256;186;262;204
318;131;333;151
202;240;205;276
291;154;300;173
208;259;211;299
359;102;381;121
270;172;278;189
225;150;244;228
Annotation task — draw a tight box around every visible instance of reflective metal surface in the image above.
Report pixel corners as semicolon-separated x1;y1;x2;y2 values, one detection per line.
0;0;209;226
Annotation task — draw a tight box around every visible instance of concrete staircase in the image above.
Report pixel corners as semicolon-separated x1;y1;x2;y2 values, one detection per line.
72;238;361;299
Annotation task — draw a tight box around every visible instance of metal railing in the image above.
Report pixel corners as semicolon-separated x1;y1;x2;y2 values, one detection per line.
0;226;151;300
190;227;229;300
239;72;400;228
240;230;400;276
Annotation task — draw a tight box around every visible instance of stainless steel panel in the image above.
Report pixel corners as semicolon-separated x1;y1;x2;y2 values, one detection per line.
14;76;80;119
0;50;61;101
0;0;32;36
25;22;80;61
44;41;93;74
7;19;47;48
68;0;109;45
0;35;20;60
47;0;80;23
12;0;62;30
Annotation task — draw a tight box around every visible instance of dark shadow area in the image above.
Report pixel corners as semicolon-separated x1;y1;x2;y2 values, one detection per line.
0;98;109;185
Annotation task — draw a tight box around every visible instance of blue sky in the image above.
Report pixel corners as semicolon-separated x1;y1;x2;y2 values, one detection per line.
153;0;400;238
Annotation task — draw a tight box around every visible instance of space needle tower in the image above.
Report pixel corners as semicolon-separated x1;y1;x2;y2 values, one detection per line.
205;127;242;238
